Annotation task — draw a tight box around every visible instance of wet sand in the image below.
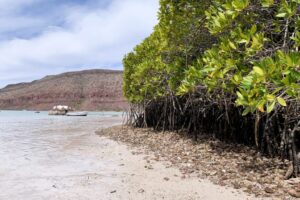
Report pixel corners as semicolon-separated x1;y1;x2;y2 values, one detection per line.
1;115;257;200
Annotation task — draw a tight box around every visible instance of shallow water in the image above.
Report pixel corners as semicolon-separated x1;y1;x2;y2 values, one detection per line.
0;111;123;200
0;111;258;200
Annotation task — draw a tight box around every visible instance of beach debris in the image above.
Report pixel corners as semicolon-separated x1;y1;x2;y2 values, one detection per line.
144;165;154;170
138;189;145;193
288;189;300;198
163;177;170;181
285;164;294;180
110;190;117;194
97;126;295;199
264;187;274;194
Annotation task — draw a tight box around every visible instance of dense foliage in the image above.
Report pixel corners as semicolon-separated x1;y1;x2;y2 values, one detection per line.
123;0;300;177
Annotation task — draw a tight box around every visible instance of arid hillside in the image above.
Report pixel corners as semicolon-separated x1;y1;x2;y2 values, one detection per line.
0;69;128;111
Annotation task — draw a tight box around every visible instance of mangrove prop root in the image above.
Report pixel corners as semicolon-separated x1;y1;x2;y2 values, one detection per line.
126;96;300;178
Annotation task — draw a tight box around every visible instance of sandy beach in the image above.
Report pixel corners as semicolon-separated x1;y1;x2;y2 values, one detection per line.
97;126;300;199
94;128;256;200
0;113;260;200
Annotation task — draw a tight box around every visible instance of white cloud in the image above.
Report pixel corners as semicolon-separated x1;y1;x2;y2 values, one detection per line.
0;0;159;87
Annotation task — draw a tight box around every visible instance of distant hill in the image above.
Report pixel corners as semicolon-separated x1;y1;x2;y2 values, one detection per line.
0;69;128;111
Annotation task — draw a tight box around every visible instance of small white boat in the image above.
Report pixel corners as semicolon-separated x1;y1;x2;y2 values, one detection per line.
66;112;88;116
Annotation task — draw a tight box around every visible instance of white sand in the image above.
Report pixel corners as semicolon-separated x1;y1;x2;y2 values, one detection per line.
0;116;259;200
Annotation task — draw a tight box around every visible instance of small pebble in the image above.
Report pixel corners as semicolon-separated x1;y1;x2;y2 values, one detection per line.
138;189;145;193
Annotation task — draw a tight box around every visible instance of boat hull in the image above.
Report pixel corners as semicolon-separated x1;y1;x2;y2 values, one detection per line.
66;112;88;116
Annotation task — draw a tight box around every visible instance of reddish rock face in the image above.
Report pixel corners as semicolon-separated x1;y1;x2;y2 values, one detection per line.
0;69;128;111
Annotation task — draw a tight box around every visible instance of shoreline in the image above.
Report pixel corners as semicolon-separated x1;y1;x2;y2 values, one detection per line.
97;125;300;199
1;113;298;199
96;126;257;200
0;109;126;112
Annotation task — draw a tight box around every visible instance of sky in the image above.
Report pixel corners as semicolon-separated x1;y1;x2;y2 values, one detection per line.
0;0;159;88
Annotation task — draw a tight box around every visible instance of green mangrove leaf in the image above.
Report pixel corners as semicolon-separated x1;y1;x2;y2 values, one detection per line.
253;66;265;76
267;101;276;113
277;97;287;107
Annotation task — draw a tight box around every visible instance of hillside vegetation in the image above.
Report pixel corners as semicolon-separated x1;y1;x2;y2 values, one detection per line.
123;1;300;177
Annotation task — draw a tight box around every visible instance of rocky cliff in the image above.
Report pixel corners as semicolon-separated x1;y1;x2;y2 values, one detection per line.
0;69;128;111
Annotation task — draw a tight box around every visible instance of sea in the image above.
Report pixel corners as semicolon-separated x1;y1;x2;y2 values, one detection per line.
0;110;123;199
